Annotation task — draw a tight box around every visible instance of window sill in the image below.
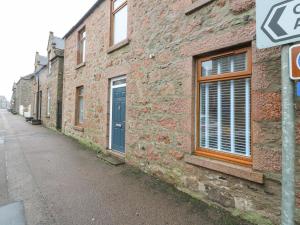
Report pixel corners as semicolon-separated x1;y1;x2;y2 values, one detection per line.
184;155;264;184
73;125;84;132
185;0;215;15
107;38;130;54
75;62;86;70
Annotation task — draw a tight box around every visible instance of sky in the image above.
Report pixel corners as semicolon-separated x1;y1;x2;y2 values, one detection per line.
0;0;97;101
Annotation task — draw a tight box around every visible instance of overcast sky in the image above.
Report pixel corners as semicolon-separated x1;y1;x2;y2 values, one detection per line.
0;0;97;101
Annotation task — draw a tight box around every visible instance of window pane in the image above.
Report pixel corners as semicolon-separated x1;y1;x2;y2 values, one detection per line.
79;97;84;123
113;79;126;86
199;78;250;156
113;5;128;45
208;82;218;149
79;87;84;96
201;53;247;77
113;0;126;10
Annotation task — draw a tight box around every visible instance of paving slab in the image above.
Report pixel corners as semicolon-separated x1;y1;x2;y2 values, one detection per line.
0;201;26;225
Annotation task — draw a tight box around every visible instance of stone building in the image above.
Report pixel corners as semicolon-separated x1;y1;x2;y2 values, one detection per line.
15;74;35;116
32;52;48;123
10;83;17;113
32;32;64;130
0;96;8;109
62;0;299;224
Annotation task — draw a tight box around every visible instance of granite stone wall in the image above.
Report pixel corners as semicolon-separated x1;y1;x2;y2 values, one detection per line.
62;0;300;224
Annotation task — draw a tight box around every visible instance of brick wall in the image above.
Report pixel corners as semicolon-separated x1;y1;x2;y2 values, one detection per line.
62;0;300;224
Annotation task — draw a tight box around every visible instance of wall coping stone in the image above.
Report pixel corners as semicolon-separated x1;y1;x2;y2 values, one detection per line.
185;0;215;15
184;155;264;184
75;62;86;70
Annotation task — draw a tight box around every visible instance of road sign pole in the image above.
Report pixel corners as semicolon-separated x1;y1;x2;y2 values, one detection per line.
281;45;295;225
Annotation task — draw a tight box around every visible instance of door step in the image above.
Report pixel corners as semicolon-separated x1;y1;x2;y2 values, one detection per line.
30;119;42;125
97;154;125;166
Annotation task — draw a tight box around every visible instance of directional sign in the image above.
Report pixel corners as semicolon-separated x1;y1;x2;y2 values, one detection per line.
289;44;300;80
256;0;300;49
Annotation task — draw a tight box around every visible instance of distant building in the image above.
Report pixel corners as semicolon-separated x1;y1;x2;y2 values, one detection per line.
0;96;8;109
14;74;35;116
10;83;17;113
31;32;64;129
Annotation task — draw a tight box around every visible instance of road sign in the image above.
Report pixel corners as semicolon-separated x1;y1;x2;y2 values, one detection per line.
256;0;300;49
289;44;300;80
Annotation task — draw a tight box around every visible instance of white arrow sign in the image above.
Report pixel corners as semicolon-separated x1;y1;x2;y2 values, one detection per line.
257;0;300;49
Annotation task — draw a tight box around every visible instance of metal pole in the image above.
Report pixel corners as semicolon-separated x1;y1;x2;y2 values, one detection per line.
281;45;295;225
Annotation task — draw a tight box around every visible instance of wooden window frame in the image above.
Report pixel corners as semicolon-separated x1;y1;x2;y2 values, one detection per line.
77;27;86;65
75;86;84;126
110;0;128;46
195;47;253;167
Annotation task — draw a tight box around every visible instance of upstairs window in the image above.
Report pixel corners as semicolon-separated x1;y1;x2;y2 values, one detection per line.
196;47;252;166
76;86;84;125
48;61;52;74
111;0;128;45
48;52;52;74
78;28;86;64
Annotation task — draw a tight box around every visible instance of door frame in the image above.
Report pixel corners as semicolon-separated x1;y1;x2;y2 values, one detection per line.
109;76;127;151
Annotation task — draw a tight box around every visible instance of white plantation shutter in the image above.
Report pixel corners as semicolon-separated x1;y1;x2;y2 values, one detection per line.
199;52;251;156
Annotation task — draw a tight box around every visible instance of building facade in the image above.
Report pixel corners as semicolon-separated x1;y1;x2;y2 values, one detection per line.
10;83;17;113
61;0;298;224
0;96;8;109
32;34;64;129
14;74;34;116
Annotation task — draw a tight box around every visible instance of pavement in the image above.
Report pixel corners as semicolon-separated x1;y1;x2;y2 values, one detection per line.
0;110;249;225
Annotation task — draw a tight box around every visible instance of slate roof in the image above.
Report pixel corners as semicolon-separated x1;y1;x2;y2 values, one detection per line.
64;0;104;39
21;74;35;80
53;36;64;50
39;55;48;66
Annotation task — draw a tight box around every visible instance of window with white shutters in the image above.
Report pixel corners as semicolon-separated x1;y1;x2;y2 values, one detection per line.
196;48;252;166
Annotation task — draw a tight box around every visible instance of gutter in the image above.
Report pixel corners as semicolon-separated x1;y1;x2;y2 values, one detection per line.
63;0;104;39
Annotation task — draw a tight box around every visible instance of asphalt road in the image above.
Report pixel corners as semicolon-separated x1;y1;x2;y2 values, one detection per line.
0;110;245;225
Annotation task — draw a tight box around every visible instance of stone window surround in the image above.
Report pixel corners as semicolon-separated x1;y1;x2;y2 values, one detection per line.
77;26;87;65
109;0;130;53
185;40;264;184
75;86;85;127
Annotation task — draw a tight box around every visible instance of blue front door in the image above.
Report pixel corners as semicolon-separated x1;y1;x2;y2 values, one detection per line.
111;86;126;153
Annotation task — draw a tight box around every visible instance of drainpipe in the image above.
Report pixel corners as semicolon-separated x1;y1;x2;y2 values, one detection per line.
36;73;40;120
281;45;295;225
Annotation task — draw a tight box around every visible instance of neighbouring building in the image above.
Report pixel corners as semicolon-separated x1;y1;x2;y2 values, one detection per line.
61;0;299;224
10;83;17;113
0;96;8;109
32;32;64;129
14;74;35;117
